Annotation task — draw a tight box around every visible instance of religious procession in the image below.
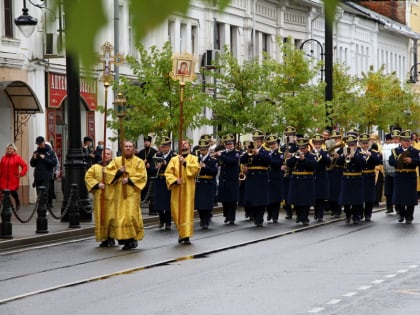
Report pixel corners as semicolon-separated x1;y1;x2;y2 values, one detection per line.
84;125;420;251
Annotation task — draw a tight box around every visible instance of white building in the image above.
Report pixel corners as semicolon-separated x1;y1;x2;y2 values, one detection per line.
1;0;419;203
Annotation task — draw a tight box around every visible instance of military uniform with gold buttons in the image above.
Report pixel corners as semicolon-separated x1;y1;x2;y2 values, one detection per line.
336;134;366;224
389;130;420;223
312;134;331;222
359;133;383;221
280;126;298;219
286;136;317;225
195;139;218;229
266;135;284;223
327;130;345;217
216;134;240;224
240;130;271;226
150;136;177;230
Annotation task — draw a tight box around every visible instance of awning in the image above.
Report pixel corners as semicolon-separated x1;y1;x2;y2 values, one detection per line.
0;80;43;113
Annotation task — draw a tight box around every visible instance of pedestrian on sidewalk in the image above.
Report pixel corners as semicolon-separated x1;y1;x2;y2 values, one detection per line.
85;147;115;247
0;143;28;210
30;136;57;199
106;141;147;250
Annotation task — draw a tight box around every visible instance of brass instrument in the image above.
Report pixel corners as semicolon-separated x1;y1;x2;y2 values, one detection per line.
293;150;302;158
327;141;345;157
151;156;165;178
397;150;411;169
344;146;356;164
239;164;246;181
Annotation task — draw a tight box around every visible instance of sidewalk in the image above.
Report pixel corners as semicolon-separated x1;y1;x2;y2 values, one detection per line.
0;200;162;251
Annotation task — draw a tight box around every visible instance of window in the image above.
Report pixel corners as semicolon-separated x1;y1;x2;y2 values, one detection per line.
4;0;13;38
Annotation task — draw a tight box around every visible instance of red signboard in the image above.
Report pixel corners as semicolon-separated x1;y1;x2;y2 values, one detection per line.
48;72;97;111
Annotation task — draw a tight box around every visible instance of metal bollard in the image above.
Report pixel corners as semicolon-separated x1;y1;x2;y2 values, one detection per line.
36;186;49;233
0;190;13;239
68;184;81;228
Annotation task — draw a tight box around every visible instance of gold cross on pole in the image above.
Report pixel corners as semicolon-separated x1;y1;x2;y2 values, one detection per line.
98;41;124;87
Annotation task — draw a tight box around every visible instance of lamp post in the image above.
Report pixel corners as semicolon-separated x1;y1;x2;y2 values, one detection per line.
15;1;92;222
299;39;325;82
408;63;420;83
14;0;38;38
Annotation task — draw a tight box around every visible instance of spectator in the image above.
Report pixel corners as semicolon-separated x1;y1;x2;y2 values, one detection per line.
0;143;28;210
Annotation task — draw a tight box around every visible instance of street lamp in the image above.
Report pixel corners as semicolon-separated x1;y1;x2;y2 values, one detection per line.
14;0;38;38
299;39;325;82
408;63;420;83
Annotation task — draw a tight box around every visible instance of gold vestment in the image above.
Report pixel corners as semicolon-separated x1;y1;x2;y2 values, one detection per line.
106;156;147;241
164;154;200;239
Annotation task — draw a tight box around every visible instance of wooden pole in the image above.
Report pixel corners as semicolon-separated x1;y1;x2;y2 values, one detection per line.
100;83;110;225
178;80;185;225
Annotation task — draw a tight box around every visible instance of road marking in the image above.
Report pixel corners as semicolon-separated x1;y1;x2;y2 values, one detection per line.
397;289;420;296
397;269;408;273
308;307;325;313
384;274;397;278
326;299;341;305
408;265;418;269
371;279;385;284
358;285;371;290
342;291;357;297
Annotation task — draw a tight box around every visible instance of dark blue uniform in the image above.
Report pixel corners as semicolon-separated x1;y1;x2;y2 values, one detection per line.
280;142;298;219
195;154;218;228
336;147;366;223
266;148;284;223
286;151;317;225
313;149;331;221
389;145;420;222
328;147;344;217
150;150;177;229
240;147;271;226
361;149;383;220
217;149;240;223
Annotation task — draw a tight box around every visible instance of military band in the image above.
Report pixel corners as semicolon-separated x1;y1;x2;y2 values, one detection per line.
88;127;420;249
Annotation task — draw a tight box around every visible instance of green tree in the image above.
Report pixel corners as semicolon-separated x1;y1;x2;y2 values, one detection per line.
328;63;360;131
205;48;277;138
106;42;209;141
264;39;325;135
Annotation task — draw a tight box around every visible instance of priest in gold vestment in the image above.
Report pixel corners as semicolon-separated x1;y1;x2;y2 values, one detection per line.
85;148;115;247
106;141;147;250
165;140;200;244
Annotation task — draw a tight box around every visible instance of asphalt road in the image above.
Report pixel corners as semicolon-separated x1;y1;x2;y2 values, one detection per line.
1;207;419;315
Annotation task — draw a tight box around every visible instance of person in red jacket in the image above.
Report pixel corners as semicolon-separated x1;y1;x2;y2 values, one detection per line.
0;143;28;210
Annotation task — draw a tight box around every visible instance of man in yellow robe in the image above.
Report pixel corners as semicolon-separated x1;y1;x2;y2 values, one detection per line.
85;148;115;247
165;140;200;245
106;141;147;250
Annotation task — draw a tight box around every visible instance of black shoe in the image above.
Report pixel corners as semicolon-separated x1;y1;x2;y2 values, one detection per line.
295;218;300;223
165;224;171;231
398;215;404;223
99;240;109;247
302;220;309;226
385;209;393;214
317;218;324;222
285;215;292;220
406;219;413;224
228;220;235;225
122;239;138;250
158;222;164;229
273;220;278;223
178;237;191;245
224;218;229;223
345;217;351;224
267;215;272;221
365;217;371;222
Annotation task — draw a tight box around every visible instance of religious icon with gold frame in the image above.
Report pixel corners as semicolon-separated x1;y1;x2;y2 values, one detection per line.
169;52;197;82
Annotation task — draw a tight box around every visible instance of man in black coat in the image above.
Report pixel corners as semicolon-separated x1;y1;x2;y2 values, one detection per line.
30;136;58;194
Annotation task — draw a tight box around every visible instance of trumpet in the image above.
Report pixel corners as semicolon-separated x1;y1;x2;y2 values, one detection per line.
293;150;302;158
239;164;246;181
344;146;355;164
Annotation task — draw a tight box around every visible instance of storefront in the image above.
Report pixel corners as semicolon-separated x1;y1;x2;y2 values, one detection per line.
46;72;97;175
